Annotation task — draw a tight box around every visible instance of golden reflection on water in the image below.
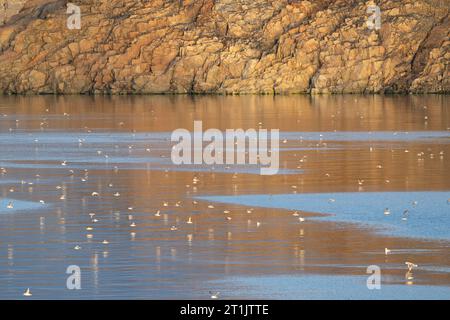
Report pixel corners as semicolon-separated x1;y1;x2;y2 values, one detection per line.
0;95;449;298
0;94;448;132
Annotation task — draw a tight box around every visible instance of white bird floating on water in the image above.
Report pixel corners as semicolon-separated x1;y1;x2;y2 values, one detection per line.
170;226;178;231
384;208;390;215
154;210;161;217
186;217;193;224
384;248;391;255
102;240;109;245
74;245;81;250
405;262;418;272
299;217;305;222
6;201;13;209
91;192;99;196
210;291;220;299
23;288;32;297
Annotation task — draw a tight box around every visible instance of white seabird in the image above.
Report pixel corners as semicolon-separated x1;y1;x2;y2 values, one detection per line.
23;288;32;297
405;262;418;272
402;210;409;221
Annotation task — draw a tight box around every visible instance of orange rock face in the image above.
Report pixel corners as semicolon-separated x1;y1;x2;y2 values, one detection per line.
0;0;448;94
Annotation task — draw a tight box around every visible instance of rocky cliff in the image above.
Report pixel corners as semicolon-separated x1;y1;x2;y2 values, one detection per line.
0;0;448;94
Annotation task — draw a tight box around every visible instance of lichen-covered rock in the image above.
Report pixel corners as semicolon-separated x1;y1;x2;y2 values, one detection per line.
0;0;448;94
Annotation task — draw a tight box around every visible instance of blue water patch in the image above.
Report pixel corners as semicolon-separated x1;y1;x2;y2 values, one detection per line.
0;156;161;167
281;131;450;142
0;198;47;213
2;130;449;143
0;131;171;143
197;192;450;241
0;179;19;185
208;274;450;300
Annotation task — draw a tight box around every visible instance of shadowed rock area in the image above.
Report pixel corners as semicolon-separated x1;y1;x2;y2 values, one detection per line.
0;0;448;94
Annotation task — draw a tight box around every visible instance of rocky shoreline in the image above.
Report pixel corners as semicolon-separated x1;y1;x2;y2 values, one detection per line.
0;0;448;94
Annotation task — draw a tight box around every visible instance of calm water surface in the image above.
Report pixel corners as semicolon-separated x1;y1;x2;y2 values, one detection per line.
0;95;449;299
